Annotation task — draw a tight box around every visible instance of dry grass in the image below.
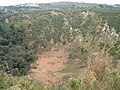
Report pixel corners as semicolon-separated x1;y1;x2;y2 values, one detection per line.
77;52;112;89
88;53;110;82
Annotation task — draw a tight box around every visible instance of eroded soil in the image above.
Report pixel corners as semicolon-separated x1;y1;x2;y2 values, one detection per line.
27;46;69;83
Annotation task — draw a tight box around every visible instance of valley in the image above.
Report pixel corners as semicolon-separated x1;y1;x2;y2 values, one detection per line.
0;5;120;90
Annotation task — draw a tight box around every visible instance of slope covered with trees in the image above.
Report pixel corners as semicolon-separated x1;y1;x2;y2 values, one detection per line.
0;8;120;90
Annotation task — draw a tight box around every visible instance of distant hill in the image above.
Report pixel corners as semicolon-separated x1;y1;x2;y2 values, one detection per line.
0;1;120;13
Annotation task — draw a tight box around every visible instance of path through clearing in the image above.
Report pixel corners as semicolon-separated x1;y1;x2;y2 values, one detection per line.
27;46;69;83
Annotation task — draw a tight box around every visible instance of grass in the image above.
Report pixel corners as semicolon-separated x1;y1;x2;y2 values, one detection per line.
0;53;120;90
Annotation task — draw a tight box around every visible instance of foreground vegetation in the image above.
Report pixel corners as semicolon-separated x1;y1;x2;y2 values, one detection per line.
0;58;120;90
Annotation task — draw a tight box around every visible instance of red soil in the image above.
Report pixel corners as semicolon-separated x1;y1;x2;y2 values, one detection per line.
27;46;69;83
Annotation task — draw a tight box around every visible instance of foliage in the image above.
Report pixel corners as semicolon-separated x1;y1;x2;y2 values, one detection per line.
0;8;119;90
0;73;44;90
0;17;36;76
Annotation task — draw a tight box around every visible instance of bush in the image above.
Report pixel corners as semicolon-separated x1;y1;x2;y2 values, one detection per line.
0;73;44;90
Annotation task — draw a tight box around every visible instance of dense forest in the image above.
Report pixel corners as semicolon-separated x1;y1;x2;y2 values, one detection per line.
0;8;120;90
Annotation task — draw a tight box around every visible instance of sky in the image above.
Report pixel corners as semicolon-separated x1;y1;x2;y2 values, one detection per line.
0;0;120;6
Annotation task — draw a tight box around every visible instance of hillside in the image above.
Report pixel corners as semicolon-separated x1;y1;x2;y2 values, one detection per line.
0;8;120;90
0;2;120;13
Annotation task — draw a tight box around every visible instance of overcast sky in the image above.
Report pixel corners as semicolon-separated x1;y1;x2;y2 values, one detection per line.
0;0;120;6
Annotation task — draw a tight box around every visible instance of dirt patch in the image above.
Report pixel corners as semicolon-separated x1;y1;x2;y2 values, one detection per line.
27;46;69;83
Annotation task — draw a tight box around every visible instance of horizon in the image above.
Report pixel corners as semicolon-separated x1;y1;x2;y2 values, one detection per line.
0;0;120;6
